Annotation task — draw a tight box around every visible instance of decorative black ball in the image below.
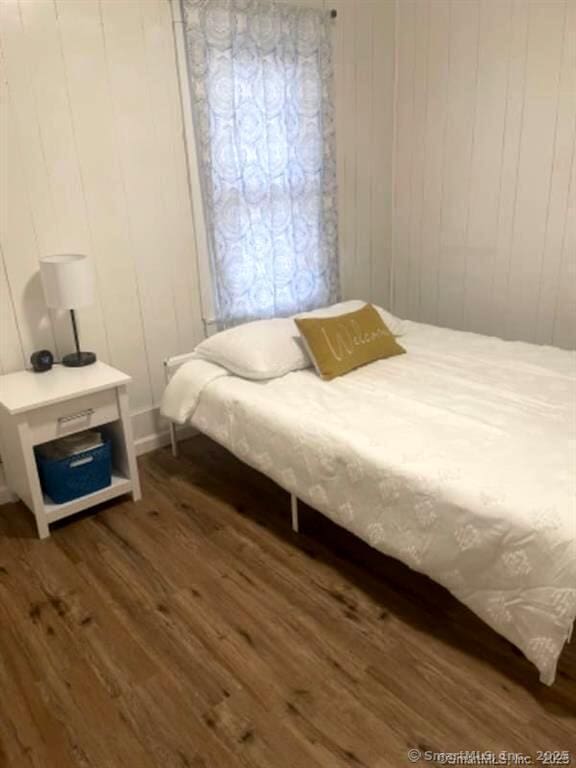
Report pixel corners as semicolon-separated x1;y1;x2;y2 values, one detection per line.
30;349;54;373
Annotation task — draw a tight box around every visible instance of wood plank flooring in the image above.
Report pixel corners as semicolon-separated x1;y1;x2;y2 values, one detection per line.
0;434;574;768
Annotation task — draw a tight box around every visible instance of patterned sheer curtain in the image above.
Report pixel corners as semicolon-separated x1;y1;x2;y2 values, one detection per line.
182;0;339;326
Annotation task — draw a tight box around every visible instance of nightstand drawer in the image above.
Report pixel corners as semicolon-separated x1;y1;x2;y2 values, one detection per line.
28;389;119;445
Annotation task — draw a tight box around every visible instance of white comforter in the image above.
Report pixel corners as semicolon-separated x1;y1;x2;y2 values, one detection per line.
161;321;576;684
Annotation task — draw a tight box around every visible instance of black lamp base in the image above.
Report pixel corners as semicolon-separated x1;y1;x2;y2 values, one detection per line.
62;351;97;367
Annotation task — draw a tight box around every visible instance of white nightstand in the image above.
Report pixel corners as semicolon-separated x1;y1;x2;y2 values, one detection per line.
0;362;141;539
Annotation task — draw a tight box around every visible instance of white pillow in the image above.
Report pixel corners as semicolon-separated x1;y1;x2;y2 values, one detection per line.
192;301;403;380
193;317;308;380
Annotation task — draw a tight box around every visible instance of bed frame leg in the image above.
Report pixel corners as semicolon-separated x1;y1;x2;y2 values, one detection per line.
290;493;299;533
169;422;179;458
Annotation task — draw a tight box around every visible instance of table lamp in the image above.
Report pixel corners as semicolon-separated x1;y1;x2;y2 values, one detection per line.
39;254;97;367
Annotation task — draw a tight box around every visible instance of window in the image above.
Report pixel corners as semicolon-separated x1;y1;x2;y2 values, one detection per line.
182;0;339;327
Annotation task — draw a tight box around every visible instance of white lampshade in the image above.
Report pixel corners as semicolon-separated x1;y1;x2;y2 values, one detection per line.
40;254;94;310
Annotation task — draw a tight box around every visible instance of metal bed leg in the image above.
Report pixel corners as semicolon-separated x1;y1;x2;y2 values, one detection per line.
290;493;299;533
169;422;179;458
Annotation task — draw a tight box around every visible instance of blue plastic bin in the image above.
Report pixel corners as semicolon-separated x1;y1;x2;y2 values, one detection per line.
36;440;112;504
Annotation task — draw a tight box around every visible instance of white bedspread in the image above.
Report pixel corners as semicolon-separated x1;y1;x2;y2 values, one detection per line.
161;321;576;684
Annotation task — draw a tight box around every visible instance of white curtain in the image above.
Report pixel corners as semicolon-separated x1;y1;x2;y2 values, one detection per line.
182;0;340;326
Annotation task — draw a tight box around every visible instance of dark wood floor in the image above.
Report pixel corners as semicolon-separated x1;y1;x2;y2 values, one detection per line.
0;435;574;768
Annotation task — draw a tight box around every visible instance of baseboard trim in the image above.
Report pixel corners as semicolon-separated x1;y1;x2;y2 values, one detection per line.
0;468;16;505
134;425;197;456
0;407;196;506
132;406;197;455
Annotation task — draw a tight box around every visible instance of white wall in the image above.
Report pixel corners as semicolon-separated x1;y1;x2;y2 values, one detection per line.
391;0;576;349
334;0;396;309
0;0;205;435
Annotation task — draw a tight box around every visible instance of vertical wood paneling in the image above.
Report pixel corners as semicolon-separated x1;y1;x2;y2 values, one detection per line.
392;0;575;349
489;0;530;338
99;0;184;403
436;0;481;330
0;247;25;374
334;0;395;306
0;0;205;412
54;0;153;412
505;0;566;342
462;0;512;335
139;0;204;355
535;0;576;345
369;0;395;308
0;73;56;358
0;4;60;259
406;0;430;319
552;140;576;349
418;0;451;325
392;0;416;317
16;0;110;361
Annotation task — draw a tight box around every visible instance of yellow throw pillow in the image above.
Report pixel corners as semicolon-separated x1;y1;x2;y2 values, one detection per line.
295;304;405;381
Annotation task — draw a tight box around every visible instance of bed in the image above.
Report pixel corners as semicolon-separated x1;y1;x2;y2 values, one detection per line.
161;310;576;686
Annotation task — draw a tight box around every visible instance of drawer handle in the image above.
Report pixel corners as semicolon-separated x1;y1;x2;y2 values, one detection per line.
58;408;94;424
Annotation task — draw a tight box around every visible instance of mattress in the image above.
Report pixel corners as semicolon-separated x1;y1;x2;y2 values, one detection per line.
162;321;576;684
